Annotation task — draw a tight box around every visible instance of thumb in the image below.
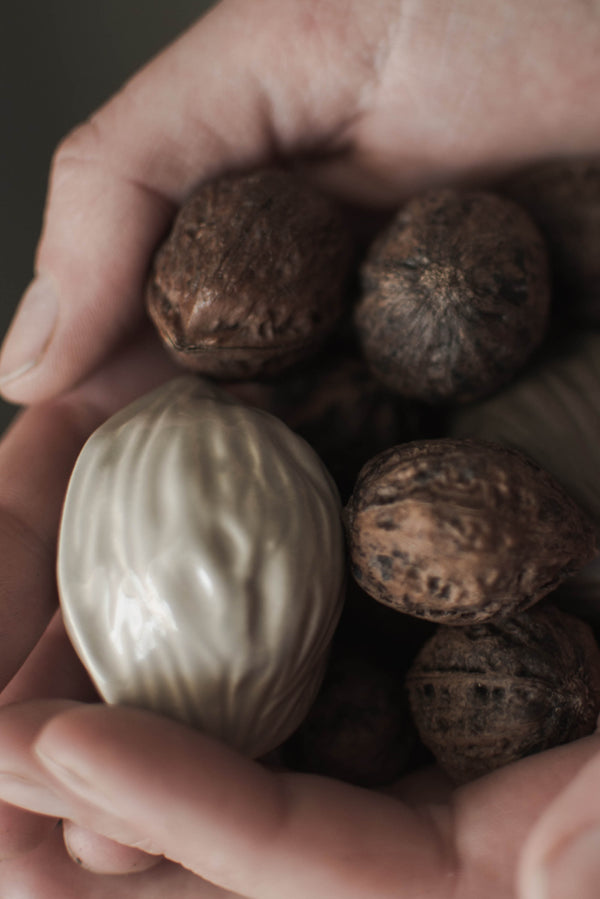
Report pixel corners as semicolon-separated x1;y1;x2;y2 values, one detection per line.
518;746;600;899
0;0;379;404
32;703;451;899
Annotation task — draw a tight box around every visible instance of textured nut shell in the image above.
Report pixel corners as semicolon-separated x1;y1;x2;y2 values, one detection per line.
146;169;353;379
287;644;414;788
57;376;346;758
233;349;419;502
450;332;600;527
355;189;550;402
344;438;598;623
406;605;600;782
500;157;600;323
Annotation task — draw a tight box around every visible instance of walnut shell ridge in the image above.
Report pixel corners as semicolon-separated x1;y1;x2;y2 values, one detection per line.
146;168;353;379
57;376;346;758
405;605;600;782
344;438;598;624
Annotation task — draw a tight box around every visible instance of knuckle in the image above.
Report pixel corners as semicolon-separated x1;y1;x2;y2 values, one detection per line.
49;117;107;182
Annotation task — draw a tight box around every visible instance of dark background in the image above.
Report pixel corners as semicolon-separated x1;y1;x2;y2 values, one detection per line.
0;0;216;432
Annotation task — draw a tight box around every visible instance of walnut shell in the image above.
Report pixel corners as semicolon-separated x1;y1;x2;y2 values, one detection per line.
405;605;600;782
499;157;600;323
57;376;346;758
232;347;420;502
285;642;414;787
146;168;353;379
354;188;551;403
450;331;600;527
344;438;598;623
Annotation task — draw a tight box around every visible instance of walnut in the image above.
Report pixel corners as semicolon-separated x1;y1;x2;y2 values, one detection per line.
231;345;421;502
146;168;354;379
284;641;415;788
57;377;346;758
405;605;600;783
354;188;551;403
344;438;598;624
499;157;600;324
450;331;600;527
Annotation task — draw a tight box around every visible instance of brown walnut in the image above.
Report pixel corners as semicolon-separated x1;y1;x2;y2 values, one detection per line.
499;157;600;324
354;188;551;403
231;345;421;502
146;168;354;379
344;438;598;624
405;604;600;783
285;641;415;788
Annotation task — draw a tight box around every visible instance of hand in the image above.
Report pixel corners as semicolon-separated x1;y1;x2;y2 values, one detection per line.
0;0;599;896
0;0;599;403
518;750;600;899
0;693;598;899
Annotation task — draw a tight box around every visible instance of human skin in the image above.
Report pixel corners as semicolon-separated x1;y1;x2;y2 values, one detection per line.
0;1;599;897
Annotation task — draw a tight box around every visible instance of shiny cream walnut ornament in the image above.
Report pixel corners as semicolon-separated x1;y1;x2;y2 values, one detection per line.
450;331;600;527
57;376;346;758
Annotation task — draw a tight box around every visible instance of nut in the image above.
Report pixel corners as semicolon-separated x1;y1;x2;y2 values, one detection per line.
354;188;551;403
499;156;600;324
344;438;598;624
232;346;420;502
57;376;346;758
285;641;415;787
405;604;600;782
450;330;600;527
146;168;354;379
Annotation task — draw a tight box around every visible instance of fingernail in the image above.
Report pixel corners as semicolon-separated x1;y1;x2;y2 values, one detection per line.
36;750;152;849
525;827;600;899
0;772;68;820
0;273;59;387
35;749;114;814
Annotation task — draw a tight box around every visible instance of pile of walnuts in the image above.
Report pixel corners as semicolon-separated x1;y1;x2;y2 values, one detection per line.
145;161;600;786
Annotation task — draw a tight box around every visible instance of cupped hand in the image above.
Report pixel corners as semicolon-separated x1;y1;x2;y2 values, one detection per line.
0;330;596;899
1;0;599;402
0;695;599;898
0;326;181;875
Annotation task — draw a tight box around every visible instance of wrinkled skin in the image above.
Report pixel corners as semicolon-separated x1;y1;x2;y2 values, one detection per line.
0;1;599;896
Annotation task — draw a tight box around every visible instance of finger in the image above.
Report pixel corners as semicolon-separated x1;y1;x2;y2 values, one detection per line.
0;0;387;404
0;693;162;876
0;702;242;897
0;701;448;899
0;326;178;691
0;805;56;863
0;821;240;899
24;622;161;877
0;612;97;860
62;821;161;876
28;704;600;899
27;703;600;899
0;701;599;898
518;748;600;899
1;612;97;708
0;331;177;859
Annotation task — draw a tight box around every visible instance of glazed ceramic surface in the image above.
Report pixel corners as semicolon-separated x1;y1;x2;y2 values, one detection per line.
57;376;346;757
